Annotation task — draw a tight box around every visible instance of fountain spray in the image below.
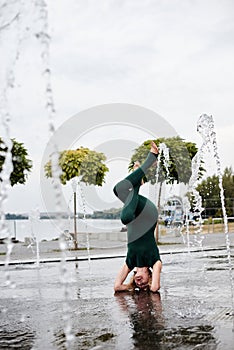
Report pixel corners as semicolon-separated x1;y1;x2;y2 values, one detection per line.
154;142;171;242
78;179;91;272
0;0;22;293
35;0;74;346
197;114;234;316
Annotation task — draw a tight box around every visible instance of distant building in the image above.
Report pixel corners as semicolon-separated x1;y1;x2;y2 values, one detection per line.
160;196;184;226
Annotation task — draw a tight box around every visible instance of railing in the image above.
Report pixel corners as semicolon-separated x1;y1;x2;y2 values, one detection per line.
209;217;234;234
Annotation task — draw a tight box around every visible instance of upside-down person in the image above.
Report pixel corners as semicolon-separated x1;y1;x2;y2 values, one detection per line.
113;141;162;293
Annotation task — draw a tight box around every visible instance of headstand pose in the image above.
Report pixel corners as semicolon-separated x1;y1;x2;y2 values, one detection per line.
113;141;162;293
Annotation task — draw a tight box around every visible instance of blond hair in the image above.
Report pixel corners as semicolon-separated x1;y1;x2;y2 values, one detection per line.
126;268;152;292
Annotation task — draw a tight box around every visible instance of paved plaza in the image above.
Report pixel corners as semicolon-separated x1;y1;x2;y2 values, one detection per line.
0;231;234;349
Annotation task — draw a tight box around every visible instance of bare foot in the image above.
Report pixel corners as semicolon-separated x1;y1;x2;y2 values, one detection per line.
150;141;159;155
133;161;141;170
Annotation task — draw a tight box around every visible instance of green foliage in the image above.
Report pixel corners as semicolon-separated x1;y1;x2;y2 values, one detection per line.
197;166;234;217
92;208;121;219
0;137;32;186
44;147;109;186
129;137;204;185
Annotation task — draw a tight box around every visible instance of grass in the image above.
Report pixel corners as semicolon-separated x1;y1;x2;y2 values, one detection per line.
158;241;181;245
183;222;234;234
160;222;234;235
52;247;93;253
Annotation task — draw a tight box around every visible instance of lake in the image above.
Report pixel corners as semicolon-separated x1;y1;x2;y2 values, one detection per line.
2;218;124;242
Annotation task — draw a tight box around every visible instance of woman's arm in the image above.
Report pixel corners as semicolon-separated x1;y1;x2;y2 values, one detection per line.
114;263;131;292
150;260;162;292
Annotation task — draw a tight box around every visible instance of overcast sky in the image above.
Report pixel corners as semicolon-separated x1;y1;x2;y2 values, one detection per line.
1;0;234;214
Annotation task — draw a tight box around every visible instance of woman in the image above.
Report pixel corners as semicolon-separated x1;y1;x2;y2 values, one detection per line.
113;141;162;293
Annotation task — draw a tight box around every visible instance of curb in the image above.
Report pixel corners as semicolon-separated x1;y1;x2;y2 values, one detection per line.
0;246;228;266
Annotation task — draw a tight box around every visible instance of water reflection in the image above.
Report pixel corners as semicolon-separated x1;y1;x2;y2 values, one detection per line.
0;325;35;350
114;291;217;349
115;291;164;349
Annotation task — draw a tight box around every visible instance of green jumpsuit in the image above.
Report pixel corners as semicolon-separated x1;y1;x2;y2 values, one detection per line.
113;152;161;270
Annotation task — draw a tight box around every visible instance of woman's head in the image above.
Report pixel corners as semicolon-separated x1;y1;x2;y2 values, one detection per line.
132;267;152;290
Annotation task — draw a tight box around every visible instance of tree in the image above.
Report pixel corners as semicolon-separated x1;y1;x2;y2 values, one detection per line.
44;147;109;249
197;167;234;217
0;137;32;186
129;137;204;185
129;137;204;241
44;147;108;186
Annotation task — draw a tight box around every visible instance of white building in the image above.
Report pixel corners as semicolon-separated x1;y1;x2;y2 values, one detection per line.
160;196;184;226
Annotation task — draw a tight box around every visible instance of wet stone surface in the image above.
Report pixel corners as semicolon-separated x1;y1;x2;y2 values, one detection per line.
0;248;234;349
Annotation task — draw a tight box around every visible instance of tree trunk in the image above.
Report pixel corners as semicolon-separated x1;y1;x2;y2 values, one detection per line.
73;191;78;249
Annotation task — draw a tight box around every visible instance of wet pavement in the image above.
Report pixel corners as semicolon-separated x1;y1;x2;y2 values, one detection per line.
0;232;234;349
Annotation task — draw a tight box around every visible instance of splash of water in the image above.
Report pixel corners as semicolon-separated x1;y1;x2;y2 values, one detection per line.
0;0;21;292
182;197;191;253
196;114;234;315
197;114;229;234
0;0;74;344
65;194;76;249
0;115;14;288
154;142;170;208
155;142;170;185
29;208;40;267
182;116;210;252
35;0;74;346
0;0;49;289
156;143;184;236
188;145;204;236
78;178;91;271
153;143;171;241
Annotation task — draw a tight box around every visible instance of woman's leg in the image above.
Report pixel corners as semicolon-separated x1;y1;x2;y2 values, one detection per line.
113;151;158;225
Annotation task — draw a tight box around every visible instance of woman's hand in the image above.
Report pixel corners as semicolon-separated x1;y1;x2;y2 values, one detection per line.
150;260;162;292
114;263;131;292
